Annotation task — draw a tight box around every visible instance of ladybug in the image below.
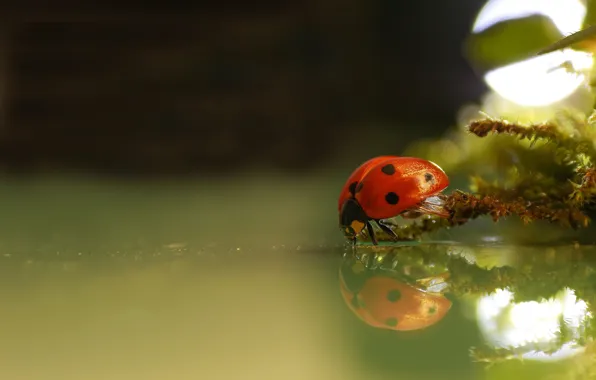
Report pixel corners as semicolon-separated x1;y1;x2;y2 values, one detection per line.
339;269;452;331
338;155;450;245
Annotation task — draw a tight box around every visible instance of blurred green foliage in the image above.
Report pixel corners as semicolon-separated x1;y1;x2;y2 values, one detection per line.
584;0;596;29
466;1;596;71
464;15;563;72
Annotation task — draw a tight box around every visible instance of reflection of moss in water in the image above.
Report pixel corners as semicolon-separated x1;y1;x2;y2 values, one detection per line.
353;243;596;302
350;242;596;365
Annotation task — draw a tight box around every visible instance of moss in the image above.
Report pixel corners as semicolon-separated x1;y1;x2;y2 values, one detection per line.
365;115;596;243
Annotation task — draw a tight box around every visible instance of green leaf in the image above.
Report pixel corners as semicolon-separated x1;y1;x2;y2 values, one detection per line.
464;14;564;72
583;0;596;29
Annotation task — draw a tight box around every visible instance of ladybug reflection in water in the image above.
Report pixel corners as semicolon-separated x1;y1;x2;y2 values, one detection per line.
338;156;450;245
339;268;452;331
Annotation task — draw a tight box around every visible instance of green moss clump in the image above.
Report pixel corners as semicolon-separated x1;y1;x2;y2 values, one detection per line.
367;115;596;243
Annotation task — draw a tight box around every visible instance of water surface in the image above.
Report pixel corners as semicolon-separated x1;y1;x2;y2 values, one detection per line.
0;177;593;380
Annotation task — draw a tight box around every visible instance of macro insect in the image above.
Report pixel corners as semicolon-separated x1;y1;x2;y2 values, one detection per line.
338;155;450;245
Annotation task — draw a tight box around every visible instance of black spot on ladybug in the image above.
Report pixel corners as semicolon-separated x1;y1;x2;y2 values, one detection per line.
428;306;437;315
385;317;398;327
355;182;364;193
424;173;434;182
385;192;400;205
348;181;358;195
381;164;396;175
386;289;402;302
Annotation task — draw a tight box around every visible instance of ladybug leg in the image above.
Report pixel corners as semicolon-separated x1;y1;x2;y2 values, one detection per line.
375;219;400;241
365;221;378;245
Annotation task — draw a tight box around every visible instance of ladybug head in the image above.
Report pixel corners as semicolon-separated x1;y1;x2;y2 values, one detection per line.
339;198;369;240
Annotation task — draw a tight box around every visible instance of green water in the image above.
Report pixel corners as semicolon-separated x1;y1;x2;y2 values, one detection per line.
0;176;593;380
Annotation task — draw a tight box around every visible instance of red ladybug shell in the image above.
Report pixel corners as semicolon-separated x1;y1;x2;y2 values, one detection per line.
338;156;397;213
340;272;451;331
354;157;449;220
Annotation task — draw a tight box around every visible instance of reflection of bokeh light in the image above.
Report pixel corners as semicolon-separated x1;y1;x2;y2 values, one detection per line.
477;288;592;361
472;0;593;107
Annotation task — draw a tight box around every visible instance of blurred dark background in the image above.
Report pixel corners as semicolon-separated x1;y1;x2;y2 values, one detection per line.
0;1;488;177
